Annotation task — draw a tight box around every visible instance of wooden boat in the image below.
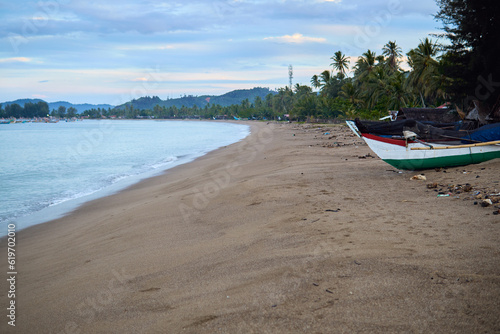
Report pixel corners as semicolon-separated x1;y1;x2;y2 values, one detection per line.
346;120;500;170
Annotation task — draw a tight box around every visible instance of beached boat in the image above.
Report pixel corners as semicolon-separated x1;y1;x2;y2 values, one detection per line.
346;120;500;170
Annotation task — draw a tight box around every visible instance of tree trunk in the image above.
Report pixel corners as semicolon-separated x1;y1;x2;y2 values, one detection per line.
419;91;426;108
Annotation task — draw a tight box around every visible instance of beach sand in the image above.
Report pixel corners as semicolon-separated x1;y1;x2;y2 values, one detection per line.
1;121;499;333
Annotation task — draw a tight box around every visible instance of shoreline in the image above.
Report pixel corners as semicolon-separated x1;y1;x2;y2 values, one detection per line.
14;120;256;239
2;119;250;237
1;121;499;333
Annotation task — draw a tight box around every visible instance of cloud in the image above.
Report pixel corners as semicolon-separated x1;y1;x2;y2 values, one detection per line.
0;57;31;63
0;0;443;104
115;43;197;51
264;33;326;44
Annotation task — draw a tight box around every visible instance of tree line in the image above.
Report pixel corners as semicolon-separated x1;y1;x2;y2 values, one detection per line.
0;102;80;119
0;101;50;119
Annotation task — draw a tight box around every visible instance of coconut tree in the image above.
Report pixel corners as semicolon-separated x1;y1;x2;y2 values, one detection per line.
406;38;441;106
376;55;385;64
339;81;362;106
364;65;390;110
363;65;411;117
330;51;350;79
294;84;313;97
273;86;294;117
318;70;333;96
354;49;377;81
382;41;403;72
342;107;359;120
319;70;332;85
310;74;321;90
386;71;411;110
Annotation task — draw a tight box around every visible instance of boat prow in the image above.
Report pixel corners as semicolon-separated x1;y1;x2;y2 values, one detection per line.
346;120;500;170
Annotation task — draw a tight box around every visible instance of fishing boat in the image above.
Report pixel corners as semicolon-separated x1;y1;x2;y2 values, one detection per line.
346;119;500;170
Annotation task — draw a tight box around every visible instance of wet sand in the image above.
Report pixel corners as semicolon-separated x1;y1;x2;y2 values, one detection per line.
1;121;499;333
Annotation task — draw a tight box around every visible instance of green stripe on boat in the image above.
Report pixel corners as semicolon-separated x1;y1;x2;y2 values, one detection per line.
384;150;500;170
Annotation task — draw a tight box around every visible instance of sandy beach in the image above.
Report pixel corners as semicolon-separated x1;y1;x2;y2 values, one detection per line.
1;120;499;333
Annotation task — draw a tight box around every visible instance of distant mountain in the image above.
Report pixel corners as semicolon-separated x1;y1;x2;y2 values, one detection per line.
2;87;275;114
2;98;45;106
2;99;114;113
114;87;277;111
47;101;114;113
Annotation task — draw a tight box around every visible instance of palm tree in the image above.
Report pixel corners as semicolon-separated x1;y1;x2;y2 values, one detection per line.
382;41;402;72
310;75;321;90
274;87;294;116
319;70;332;86
339;81;362;106
364;65;391;109
354;49;377;81
330;51;350;78
294;84;314;104
376;55;385;64
406;38;441;106
386;71;411;110
343;107;359;119
318;70;339;99
364;65;410;117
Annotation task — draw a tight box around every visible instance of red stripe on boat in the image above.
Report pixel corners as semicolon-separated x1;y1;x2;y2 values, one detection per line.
362;133;409;147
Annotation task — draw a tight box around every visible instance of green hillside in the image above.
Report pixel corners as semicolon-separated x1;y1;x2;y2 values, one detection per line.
115;87;276;111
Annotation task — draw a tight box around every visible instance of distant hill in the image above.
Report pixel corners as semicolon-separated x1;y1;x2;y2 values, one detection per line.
2;87;276;114
2;99;114;113
47;101;114;113
114;87;276;111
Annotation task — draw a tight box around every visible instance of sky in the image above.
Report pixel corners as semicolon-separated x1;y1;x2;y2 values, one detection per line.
0;0;443;105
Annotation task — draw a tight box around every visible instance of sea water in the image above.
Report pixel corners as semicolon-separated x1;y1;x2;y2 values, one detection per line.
0;120;249;235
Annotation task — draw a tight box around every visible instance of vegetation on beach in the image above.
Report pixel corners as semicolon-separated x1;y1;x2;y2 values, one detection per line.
1;0;498;123
0;101;51;119
289;0;499;123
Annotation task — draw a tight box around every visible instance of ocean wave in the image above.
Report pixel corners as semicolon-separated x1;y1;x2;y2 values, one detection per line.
150;155;178;169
